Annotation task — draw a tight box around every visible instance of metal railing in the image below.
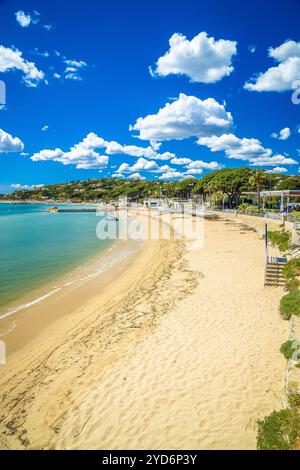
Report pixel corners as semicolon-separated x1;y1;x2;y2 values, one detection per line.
214;208;300;224
151;204;300;226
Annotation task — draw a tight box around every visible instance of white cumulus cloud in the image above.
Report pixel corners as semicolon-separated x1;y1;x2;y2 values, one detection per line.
159;170;184;180
0;45;45;87
30;130;230;177
130;93;233;141
111;173;124;178
198;133;297;166
116;158;159;174
116;158;174;175
198;134;272;159
170;157;192;165
0;128;24;153
105;141;156;158
265;167;288;174
185;168;203;175
271;127;291;140
15;10;40;28
245;40;300;92
250;154;297;167
30;133;176;170
187;160;222;170
31;137;109;170
152;32;237;83
128;172;146;180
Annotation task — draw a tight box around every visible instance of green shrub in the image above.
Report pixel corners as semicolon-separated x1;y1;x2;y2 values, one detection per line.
287;383;300;408
268;230;291;253
283;259;300;281
280;340;300;360
280;290;300;319
238;203;250;213
291;211;300;222
246;206;260;214
287;278;300;292
257;409;300;450
288;391;300;408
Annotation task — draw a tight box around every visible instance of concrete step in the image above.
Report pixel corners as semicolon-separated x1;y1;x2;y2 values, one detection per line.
265;276;285;280
265;262;286;287
265;272;285;276
265;281;286;286
265;272;285;277
266;267;283;270
265;273;285;278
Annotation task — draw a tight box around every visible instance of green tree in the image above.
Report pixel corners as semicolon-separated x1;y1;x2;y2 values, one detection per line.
174;178;197;199
194;168;253;208
277;176;300;190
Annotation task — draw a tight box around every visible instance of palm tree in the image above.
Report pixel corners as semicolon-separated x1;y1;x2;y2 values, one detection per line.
249;170;267;210
205;182;215;207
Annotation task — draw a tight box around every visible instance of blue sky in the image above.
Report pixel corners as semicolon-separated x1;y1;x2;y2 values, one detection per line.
0;0;300;193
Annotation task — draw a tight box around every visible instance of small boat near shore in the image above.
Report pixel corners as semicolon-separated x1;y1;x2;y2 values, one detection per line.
47;206;59;213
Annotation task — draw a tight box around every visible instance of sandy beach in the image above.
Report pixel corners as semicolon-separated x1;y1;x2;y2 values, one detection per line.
0;210;288;450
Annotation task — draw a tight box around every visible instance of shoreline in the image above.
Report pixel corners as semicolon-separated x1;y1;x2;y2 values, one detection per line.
0;229;143;356
0;204;132;326
0;210;288;449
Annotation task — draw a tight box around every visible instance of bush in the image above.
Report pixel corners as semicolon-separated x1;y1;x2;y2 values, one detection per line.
246;206;260;214
280;290;300;319
287;278;300;292
283;259;300;281
238;203;250;213
288;390;300;408
268;230;291;253
257;409;300;450
280;340;300;360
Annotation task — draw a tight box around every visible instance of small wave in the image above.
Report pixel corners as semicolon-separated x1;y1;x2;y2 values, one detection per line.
0;238;143;321
0;288;62;320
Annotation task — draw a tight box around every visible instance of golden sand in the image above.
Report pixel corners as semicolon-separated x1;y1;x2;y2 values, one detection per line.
0;211;287;449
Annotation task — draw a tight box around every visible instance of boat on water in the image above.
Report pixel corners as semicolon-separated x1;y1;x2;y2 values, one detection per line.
47;206;59;213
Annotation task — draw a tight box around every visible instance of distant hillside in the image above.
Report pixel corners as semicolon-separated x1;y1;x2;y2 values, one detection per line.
1;169;300;203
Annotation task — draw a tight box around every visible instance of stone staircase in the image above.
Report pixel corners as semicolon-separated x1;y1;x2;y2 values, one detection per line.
264;258;287;288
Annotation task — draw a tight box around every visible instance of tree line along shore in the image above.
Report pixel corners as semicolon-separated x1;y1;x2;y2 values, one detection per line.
1;168;300;208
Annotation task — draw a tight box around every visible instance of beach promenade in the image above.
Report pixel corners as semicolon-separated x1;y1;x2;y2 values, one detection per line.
0;210;287;450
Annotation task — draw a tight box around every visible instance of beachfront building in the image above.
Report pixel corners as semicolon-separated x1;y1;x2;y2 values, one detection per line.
260;190;300;212
144;198;170;209
240;190;300;212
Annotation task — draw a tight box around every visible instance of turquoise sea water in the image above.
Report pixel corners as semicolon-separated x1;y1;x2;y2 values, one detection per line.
0;203;114;315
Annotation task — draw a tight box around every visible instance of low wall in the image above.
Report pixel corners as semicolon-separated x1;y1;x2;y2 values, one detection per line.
215;211;294;236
